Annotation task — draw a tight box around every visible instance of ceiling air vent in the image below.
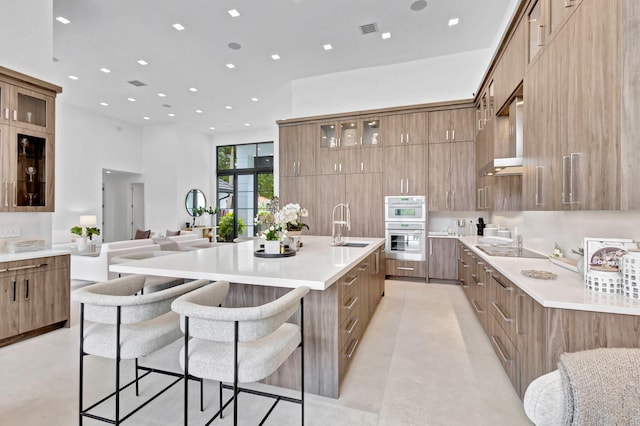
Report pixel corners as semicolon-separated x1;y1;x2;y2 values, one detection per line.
360;23;378;35
127;80;147;87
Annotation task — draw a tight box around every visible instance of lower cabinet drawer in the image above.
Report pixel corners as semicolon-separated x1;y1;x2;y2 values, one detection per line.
489;314;519;392
338;321;361;381
385;259;426;278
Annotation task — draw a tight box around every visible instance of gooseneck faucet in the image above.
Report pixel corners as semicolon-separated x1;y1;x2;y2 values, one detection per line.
332;203;351;245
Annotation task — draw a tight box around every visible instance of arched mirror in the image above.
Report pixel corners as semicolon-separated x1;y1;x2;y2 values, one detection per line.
185;189;206;217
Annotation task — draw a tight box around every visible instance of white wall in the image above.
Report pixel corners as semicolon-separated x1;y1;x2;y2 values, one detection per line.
291;49;491;118
142;125;213;231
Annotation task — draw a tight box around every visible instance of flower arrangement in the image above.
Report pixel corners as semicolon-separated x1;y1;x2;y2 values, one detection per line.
254;200;309;242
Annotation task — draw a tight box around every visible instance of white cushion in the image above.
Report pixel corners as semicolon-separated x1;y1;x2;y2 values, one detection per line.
523;370;566;426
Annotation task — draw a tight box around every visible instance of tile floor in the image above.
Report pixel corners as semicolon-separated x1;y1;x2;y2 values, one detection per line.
0;280;531;425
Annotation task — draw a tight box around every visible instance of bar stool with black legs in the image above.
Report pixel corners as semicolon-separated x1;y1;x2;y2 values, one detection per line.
171;281;309;425
72;275;211;425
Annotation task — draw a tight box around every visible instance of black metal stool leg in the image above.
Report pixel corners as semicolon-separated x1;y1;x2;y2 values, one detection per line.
135;358;140;396
79;303;85;426
184;316;189;426
115;306;122;425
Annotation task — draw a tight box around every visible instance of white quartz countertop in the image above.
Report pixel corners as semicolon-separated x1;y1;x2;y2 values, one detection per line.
110;236;384;291
0;249;70;263
459;236;640;316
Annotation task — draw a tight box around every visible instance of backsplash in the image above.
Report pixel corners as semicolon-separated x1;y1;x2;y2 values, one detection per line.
491;210;640;259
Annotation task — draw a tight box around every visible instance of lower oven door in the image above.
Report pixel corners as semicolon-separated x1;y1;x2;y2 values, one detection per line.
385;223;426;261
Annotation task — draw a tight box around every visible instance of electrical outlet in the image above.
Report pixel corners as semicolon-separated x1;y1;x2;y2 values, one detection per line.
0;226;21;238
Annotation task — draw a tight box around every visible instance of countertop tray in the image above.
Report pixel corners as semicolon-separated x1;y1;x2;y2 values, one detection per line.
254;248;297;258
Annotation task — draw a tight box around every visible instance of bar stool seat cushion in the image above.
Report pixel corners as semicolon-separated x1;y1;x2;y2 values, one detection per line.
179;323;300;383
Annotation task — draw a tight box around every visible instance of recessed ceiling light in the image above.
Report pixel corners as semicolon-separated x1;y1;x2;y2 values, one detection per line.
228;42;242;50
68;75;79;80
209;127;216;131
105;170;111;174
228;9;240;17
251;97;259;102
323;44;333;51
448;18;459;26
100;67;111;73
244;123;251;127
189;87;198;92
172;23;185;31
157;93;166;97
195;109;203;114
143;116;151;120
381;32;391;39
168;113;176;117
100;102;109;107
137;59;148;66
410;0;428;11
56;16;71;24
128;98;136;102
226;63;236;69
225;106;232;110
271;54;281;60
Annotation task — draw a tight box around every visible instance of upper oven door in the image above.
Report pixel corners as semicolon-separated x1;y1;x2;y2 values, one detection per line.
385;196;426;222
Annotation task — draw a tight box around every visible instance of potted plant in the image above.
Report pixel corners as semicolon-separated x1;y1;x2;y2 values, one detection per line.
218;212;245;242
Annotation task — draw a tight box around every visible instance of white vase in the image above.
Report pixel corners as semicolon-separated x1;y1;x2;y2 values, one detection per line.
264;240;281;254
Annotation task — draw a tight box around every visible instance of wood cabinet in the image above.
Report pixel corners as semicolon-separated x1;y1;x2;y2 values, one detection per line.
493;18;526;113
428;141;475;211
346;173;384;238
428;238;458;280
428;108;474;144
384;144;426;196
0;254;70;346
381;112;427;146
279;124;316;177
385;259;426;279
316;144;383;175
278;175;316;234
0;67;61;212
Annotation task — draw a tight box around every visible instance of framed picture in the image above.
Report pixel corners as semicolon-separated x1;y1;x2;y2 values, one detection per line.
583;237;636;277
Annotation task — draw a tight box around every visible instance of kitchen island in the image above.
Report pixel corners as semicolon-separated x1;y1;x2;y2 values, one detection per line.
110;236;386;398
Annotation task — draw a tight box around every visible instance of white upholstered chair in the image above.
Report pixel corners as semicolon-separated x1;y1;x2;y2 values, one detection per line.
171;281;310;426
72;275;210;425
523;370;565;425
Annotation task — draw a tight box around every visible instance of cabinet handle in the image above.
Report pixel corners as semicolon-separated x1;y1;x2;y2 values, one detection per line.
360;162;364;173
406;133;410;144
471;299;484;314
492;275;512;291
446;191;449;209
334;163;337;173
374;251;380;274
492;300;513;323
12;110;18;121
346;338;359;359
446;130;449;141
562;155;570;204
7;264;39;271
360;136;363;145
564;0;573;7
405;179;409;194
3;182;6;207
537;24;544;47
516;293;525;335
570;153;578;204
346;317;359;334
477;119;483;131
452;129;455;141
24;279;29;300
471;273;478;284
3;107;8;120
345;296;358;310
339;163;342;173
535;166;544;206
429;239;433;255
477;188;483;209
338;138;341;147
11;280;17;302
397;266;415;271
344;275;358;287
491;335;512;365
401;133;404;144
400;179;404;194
357;263;369;272
12;182;16;207
452;192;455;210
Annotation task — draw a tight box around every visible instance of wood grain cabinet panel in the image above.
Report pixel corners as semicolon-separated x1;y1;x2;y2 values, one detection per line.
384;144;426;196
428;141;475;211
382;112;427;146
428;238;458;280
346;173;384;238
428;108;474;144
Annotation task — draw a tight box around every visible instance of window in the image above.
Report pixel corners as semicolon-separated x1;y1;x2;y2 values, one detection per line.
216;142;273;241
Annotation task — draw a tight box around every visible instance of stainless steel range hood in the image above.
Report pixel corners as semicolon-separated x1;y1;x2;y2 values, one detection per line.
481;97;523;176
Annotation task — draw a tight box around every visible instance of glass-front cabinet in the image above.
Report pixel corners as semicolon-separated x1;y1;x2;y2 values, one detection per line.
1;128;54;211
319;118;381;149
0;82;55;133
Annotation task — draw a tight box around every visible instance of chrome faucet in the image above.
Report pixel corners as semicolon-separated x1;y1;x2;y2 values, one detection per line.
332;203;351;245
516;234;523;251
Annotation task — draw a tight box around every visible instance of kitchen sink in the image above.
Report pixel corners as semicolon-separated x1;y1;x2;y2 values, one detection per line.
337;242;370;248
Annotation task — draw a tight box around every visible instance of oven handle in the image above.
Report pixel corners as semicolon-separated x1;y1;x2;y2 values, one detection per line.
388;204;423;209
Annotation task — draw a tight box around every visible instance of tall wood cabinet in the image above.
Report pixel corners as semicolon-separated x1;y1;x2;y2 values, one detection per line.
0;67;61;212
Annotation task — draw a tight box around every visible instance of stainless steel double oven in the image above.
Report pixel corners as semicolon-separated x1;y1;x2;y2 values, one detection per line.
384;196;427;261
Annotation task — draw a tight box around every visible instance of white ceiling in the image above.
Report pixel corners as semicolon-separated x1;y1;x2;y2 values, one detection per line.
51;0;515;135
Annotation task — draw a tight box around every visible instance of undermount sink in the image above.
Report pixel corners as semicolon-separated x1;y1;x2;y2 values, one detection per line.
336;242;370;248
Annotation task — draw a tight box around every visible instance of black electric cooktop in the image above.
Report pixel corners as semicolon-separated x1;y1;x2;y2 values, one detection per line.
475;245;547;259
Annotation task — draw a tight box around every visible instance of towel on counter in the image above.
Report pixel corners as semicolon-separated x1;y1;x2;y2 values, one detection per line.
559;348;640;425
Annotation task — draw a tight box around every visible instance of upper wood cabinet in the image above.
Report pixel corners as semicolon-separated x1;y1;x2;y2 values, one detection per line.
493;18;526;113
384;144;426;196
429;141;475;211
428;108;474;144
381;112;427;146
279;124;316;177
0;68;60;213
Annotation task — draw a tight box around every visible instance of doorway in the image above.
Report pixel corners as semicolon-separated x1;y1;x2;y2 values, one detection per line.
102;169;144;242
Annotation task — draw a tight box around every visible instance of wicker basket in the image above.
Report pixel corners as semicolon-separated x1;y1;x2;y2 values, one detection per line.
620;251;640;299
585;269;623;294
